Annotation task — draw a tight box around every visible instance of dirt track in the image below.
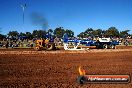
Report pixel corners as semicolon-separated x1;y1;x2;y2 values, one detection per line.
0;46;132;88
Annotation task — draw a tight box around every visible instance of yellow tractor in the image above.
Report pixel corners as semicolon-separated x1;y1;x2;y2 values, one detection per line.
34;38;55;51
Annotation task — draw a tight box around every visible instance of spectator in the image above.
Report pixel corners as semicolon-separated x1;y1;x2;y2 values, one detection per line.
54;37;60;46
6;41;9;48
125;40;129;46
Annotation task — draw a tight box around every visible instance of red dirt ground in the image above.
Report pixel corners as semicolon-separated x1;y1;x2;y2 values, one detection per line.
0;46;132;88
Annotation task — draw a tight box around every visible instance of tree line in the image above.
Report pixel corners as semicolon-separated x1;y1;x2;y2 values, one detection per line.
77;27;131;38
0;27;74;40
0;26;131;40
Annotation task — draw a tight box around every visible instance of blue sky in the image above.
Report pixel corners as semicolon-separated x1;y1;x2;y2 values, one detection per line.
0;0;132;36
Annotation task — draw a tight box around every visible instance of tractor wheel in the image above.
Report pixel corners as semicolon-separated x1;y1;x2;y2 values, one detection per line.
103;44;108;49
45;43;55;51
111;45;116;49
34;46;41;51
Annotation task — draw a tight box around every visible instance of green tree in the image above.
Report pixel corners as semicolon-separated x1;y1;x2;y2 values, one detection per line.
19;32;26;36
32;30;46;38
77;32;85;38
119;30;130;38
26;32;33;39
38;30;46;38
91;29;102;37
8;31;19;37
85;28;93;34
47;29;53;34
105;27;119;37
84;28;94;37
32;30;38;38
65;29;74;37
54;27;65;38
0;28;6;40
47;29;53;36
77;28;94;38
0;34;6;40
102;30;106;37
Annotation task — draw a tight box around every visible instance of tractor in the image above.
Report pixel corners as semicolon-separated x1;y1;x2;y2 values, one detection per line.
34;38;55;51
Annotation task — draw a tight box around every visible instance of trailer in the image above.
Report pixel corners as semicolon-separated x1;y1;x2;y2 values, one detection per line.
80;38;119;49
92;38;119;49
63;34;119;50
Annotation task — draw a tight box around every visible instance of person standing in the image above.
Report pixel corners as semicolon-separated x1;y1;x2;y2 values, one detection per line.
6;41;9;48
